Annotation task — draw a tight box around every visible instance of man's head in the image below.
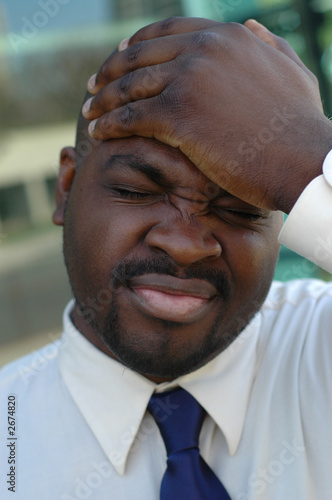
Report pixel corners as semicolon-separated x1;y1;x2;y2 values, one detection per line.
53;97;283;383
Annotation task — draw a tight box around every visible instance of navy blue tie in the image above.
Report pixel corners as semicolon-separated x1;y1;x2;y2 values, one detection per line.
148;388;232;500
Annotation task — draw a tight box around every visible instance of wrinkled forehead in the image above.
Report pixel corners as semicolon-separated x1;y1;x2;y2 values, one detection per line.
80;135;212;191
74;133;283;233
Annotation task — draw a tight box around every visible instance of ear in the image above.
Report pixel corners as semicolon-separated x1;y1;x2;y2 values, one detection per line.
52;147;76;226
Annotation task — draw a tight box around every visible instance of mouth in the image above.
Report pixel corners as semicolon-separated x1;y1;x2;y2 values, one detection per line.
127;273;218;323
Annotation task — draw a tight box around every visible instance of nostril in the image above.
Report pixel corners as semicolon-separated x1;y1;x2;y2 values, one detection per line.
149;245;169;257
202;240;222;261
145;223;222;266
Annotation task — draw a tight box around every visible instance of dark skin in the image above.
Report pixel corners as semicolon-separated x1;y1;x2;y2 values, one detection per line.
53;18;329;383
82;18;332;214
53;137;282;383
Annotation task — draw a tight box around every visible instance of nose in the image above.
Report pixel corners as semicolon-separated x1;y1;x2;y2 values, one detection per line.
145;216;222;266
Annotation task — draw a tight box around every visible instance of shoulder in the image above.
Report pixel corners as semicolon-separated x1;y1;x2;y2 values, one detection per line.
263;278;332;312
257;279;332;361
0;339;62;392
258;279;332;363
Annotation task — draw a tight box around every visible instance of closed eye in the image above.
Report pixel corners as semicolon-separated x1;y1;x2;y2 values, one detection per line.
226;210;262;221
214;207;264;222
110;188;154;200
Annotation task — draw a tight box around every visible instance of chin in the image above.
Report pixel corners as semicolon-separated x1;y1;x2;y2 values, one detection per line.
98;313;233;380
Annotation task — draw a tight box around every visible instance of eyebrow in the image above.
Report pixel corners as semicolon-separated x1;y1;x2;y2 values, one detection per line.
103;154;169;185
102;154;267;212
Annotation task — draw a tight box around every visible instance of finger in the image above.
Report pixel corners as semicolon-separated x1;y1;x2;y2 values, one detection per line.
126;16;220;46
88;18;221;95
244;19;310;73
83;64;170;120
88;98;169;143
89;33;187;95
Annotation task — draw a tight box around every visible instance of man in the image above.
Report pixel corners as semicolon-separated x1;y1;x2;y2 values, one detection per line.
1;17;332;500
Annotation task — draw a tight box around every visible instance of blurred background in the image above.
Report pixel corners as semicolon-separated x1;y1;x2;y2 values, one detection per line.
1;0;332;366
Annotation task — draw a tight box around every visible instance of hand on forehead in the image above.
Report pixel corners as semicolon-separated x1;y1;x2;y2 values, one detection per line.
81;17;330;214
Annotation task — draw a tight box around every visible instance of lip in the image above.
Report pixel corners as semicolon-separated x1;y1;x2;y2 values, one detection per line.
129;274;218;298
127;274;218;323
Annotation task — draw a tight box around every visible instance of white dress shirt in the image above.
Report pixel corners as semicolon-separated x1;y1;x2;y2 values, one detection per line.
279;149;332;271
1;279;332;500
1;155;332;500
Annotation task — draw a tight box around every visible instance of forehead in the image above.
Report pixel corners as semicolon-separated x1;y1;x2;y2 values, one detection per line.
80;136;281;226
75;136;283;239
92;136;213;191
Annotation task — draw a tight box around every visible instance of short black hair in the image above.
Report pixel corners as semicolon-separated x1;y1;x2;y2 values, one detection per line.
75;90;94;167
75;48;118;167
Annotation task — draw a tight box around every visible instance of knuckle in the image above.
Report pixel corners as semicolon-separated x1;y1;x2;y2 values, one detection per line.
99;113;111;131
131;76;149;99
119;103;136;128
227;21;247;35
225;22;250;43
126;41;143;65
159;16;181;34
190;30;221;51
118;72;134;95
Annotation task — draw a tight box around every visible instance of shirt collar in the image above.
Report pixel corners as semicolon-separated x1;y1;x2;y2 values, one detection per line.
177;311;261;456
58;300;261;475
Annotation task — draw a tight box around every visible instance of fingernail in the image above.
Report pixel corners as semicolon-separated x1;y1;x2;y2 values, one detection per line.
88;119;98;135
118;37;130;52
87;73;97;91
82;97;93;116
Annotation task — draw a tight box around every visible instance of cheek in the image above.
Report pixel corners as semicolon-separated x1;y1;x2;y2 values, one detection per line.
67;193;155;294
91;205;156;257
224;229;280;290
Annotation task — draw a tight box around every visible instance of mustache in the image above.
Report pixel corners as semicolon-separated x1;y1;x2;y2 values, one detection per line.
111;256;231;299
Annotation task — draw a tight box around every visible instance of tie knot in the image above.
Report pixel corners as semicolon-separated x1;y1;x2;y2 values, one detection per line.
148;388;206;456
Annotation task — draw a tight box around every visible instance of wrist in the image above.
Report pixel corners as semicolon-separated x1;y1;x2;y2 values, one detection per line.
275;118;332;214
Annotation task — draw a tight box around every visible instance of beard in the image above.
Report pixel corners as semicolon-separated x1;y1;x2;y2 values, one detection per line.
72;256;263;379
96;297;258;378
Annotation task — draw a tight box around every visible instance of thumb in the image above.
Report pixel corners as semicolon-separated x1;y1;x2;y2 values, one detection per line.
244;19;280;48
244;19;307;71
